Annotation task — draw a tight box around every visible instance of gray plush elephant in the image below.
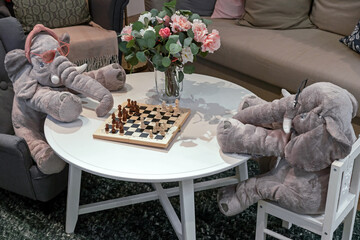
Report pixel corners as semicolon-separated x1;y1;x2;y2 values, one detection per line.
216;82;358;216
4;24;126;174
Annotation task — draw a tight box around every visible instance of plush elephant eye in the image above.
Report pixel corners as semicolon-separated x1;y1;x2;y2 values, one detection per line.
39;62;45;68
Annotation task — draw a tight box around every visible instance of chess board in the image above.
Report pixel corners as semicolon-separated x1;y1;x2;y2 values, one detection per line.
93;102;191;148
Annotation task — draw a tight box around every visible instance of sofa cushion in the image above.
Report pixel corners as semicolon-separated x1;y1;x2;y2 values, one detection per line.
310;0;360;36
176;0;216;16
52;24;118;71
12;0;91;33
340;20;360;54
238;0;314;29
145;0;170;11
211;0;245;19
205;18;360;116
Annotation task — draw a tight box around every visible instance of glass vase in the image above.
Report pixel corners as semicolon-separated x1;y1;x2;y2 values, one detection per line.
155;65;183;103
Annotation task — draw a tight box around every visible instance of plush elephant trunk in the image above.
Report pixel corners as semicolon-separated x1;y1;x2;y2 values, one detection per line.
53;56;114;117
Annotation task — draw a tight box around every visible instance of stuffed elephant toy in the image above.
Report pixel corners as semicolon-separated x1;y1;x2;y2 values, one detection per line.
4;24;126;174
216;82;358;216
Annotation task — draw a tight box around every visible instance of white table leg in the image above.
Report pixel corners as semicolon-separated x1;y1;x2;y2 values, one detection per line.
65;164;82;233
179;179;196;240
236;161;248;182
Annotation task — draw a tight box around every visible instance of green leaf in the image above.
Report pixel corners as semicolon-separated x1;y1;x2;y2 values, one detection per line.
126;39;135;48
150;9;159;17
154;25;163;36
136;51;147;62
184;37;193;47
189;13;201;22
184;64;195;74
144;30;156;40
152;53;163;66
132;21;144;32
158;10;167;18
163;6;173;16
178;70;184;83
179;32;186;45
169;35;179;43
164;0;176;9
147;38;156;48
202;18;213;27
136;38;147;50
125;52;135;62
162;57;171;67
190;43;199;55
132;30;142;38
128;56;139;66
119;41;129;53
169;43;182;54
199;51;208;58
187;29;194;39
179;10;192;16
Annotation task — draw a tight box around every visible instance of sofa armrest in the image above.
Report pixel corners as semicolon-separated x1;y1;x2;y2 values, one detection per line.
0;133;33;170
0;17;26;52
89;0;130;33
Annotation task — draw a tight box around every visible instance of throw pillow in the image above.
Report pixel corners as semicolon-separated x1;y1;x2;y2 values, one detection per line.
145;0;170;11
176;0;217;16
339;20;360;54
211;0;245;19
238;0;314;29
310;0;360;36
12;0;91;33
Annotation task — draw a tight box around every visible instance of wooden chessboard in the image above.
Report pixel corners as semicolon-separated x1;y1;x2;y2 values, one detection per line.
93;101;191;148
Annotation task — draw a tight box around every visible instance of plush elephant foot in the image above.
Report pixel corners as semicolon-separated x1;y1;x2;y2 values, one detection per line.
58;92;82;122
217;185;243;216
37;148;66;174
238;94;266;111
217;118;243;153
86;63;126;91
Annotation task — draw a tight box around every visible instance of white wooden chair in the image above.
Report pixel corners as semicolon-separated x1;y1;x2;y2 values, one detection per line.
255;137;360;240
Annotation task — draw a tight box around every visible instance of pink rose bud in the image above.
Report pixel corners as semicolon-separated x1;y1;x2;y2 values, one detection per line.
120;25;133;42
159;27;171;39
164;15;171;27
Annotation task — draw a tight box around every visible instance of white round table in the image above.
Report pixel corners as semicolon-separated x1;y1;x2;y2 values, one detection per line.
44;72;251;239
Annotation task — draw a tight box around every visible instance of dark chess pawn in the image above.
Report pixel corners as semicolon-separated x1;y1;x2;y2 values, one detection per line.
127;99;131;107
111;124;116;133
105;124;109;133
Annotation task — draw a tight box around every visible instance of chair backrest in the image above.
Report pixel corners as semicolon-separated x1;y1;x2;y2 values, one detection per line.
323;137;360;228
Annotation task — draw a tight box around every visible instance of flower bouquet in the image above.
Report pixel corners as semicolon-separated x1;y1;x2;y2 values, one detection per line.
119;0;221;102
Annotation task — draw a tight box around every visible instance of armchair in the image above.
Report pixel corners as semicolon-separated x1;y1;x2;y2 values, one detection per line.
0;16;68;202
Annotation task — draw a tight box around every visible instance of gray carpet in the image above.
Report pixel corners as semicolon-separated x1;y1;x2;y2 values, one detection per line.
0;161;359;239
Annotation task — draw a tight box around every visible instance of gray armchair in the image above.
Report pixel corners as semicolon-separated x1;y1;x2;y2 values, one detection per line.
0;0;129;202
0;17;68;201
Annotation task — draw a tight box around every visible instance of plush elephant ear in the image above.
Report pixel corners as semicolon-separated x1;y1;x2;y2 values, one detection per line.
4;49;37;99
284;116;353;172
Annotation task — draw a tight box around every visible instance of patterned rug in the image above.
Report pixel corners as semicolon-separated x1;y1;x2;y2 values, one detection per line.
0;160;359;240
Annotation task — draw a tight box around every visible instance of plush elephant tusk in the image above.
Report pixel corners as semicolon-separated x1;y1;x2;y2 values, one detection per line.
281;89;291;97
51;74;60;84
74;63;87;73
283;117;292;134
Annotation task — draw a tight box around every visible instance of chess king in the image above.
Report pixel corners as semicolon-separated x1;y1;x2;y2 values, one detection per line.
4;24;126;174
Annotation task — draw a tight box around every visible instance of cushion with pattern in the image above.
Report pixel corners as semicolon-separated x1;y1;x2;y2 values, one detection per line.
340;20;360;54
12;0;91;33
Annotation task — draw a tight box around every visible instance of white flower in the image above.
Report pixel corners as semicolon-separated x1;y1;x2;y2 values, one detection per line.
181;47;193;64
138;12;152;24
140;26;155;36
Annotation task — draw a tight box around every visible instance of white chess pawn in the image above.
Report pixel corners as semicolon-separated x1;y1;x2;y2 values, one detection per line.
168;105;173;112
156;107;161;118
140;116;145;129
160;123;165;136
161;101;167;112
175;99;179;109
173;108;179;116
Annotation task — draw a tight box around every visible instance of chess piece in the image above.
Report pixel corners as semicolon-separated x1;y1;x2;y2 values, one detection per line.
122;108;128;122
119;123;124;134
173;108;179;116
111;124;116;133
160;123;165;136
118;105;122;112
127;99;131;107
175;99;179;109
105;124;109;133
140;116;145;129
156;107;161;118
135;105;140;116
161;101;167;112
168;105;173;112
118;110;122;118
112;113;116;119
149;131;154;139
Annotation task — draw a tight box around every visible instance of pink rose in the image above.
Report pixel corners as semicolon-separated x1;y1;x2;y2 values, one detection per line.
159;27;171;39
192;19;208;43
164;15;171;27
170;14;192;33
121;25;133;42
201;29;221;53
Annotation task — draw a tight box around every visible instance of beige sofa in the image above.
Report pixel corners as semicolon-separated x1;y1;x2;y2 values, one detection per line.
192;2;360;118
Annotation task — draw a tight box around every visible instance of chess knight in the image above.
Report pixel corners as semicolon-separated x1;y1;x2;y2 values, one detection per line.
216;82;358;215
4;24;126;174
